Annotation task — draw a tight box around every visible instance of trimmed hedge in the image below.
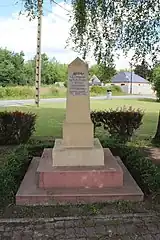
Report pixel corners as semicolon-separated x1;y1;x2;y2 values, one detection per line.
0;145;29;206
90;85;123;95
101;137;160;196
0;111;36;145
91;107;144;142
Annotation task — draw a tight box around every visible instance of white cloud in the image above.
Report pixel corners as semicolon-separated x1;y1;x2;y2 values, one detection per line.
0;2;132;70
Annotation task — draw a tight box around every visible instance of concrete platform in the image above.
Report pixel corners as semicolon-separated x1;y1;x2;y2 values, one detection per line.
16;149;144;205
37;148;123;188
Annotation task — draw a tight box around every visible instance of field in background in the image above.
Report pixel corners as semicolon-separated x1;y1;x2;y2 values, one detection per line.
0;85;123;100
1;98;159;141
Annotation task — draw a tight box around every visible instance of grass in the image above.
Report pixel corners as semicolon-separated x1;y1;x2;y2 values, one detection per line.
1;98;159;141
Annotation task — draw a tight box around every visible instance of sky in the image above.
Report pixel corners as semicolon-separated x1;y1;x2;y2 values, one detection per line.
0;0;132;70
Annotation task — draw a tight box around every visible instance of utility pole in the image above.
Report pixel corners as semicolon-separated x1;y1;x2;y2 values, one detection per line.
130;62;133;94
35;0;43;107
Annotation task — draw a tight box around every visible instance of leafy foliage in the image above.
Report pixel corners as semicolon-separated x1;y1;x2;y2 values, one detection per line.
0;48;25;86
90;86;107;95
21;1;160;65
134;59;152;81
0;145;29;206
101;137;160;195
69;0;160;64
89;63;116;83
91;107;144;142
151;64;160;100
0;111;36;145
0;49;68;86
90;85;122;96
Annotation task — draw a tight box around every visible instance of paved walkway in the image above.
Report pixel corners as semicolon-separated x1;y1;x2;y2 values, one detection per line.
0;214;160;239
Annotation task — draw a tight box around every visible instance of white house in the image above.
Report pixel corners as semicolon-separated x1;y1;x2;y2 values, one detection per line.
111;72;154;95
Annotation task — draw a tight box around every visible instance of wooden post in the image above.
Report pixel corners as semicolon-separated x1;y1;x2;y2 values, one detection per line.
35;0;42;107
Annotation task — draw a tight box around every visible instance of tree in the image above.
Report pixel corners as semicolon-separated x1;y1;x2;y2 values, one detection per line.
0;48;68;86
150;64;160;100
23;59;35;85
89;63;116;83
22;1;160;64
69;0;160;64
0;48;25;86
134;59;152;81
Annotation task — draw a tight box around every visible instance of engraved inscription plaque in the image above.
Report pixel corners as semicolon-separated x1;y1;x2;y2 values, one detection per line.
69;72;88;96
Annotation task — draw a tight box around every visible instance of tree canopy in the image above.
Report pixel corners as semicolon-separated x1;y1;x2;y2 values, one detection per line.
89;63;116;83
0;48;68;86
70;0;160;64
0;48;115;86
21;0;160;65
134;59;152;81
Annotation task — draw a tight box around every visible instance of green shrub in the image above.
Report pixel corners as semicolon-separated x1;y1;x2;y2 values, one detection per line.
0;145;29;206
90;86;107;95
0;111;37;145
0;86;34;99
0;87;6;98
50;86;59;96
101;137;160;195
110;85;122;93
17;87;34;98
64;82;67;88
91;107;144;142
90;85;123;95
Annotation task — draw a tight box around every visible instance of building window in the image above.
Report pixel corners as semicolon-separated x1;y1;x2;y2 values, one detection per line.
121;84;125;86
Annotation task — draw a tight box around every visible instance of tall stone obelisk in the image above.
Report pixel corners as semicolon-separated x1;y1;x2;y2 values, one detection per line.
52;57;104;166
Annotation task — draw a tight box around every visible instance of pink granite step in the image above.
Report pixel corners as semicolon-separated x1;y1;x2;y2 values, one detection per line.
37;148;123;188
16;149;144;205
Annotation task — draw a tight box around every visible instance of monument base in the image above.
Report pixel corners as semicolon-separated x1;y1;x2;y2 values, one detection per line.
52;138;104;166
37;148;123;189
16;149;144;205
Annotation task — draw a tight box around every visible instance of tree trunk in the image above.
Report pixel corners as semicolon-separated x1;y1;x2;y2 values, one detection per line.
153;111;160;141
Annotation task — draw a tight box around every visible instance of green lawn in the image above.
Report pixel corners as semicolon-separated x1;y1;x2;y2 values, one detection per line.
2;98;160;140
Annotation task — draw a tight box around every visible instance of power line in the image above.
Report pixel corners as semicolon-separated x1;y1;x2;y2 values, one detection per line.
50;0;70;13
43;7;68;21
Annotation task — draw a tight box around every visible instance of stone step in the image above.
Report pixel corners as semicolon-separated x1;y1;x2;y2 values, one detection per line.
37;148;123;188
16;150;144;205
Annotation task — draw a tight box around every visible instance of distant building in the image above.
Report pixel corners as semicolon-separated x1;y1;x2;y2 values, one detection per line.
55;82;65;87
111;72;154;95
90;75;102;86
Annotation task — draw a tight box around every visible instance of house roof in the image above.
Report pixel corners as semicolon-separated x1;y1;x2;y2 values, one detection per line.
90;75;101;83
112;72;149;84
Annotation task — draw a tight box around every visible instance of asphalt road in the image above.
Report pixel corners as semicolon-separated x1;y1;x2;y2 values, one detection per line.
0;95;156;107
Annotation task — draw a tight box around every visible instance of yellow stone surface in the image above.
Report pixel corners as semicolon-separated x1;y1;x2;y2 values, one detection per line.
52;57;104;167
63;57;94;147
52;138;104;166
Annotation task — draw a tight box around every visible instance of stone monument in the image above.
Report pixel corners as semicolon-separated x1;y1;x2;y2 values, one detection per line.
16;57;144;205
53;57;104;167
